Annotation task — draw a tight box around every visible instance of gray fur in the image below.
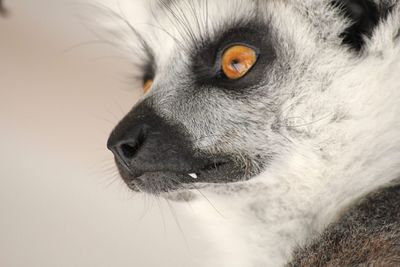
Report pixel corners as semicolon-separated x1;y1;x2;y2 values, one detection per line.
288;183;400;266
96;0;400;266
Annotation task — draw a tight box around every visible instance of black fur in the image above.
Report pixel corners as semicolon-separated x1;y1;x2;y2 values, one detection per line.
107;100;245;194
288;183;400;266
332;0;392;50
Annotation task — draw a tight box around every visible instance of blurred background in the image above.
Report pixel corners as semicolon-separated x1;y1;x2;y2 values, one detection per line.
0;1;208;266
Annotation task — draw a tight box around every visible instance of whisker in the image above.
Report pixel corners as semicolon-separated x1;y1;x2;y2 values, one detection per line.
165;197;190;249
284;113;333;128
137;193;151;221
92;114;118;126
192;185;225;218
105;174;121;188
167;176;225;218
59;40;115;54
80;2;154;66
156;196;167;237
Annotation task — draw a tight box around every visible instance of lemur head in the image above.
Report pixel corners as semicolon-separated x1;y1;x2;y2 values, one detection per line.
106;0;394;197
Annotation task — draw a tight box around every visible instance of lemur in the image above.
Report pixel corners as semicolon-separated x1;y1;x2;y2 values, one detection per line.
101;0;400;266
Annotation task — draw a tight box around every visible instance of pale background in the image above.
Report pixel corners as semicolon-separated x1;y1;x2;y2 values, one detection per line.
0;1;209;266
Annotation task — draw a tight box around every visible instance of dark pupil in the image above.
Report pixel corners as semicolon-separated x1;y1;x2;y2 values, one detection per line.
232;59;239;64
231;59;241;71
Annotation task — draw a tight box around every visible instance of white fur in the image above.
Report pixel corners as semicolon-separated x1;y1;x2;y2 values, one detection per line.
94;1;400;266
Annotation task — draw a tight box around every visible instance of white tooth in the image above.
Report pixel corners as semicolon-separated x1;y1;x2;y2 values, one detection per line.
189;173;198;179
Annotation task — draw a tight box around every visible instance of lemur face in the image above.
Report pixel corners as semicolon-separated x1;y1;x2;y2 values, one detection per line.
107;0;389;195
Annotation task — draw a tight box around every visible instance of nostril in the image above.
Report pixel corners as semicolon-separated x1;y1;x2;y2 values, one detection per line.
119;142;140;160
115;127;148;164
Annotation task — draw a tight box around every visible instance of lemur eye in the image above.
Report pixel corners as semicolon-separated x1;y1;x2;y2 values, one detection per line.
221;45;258;80
143;79;153;93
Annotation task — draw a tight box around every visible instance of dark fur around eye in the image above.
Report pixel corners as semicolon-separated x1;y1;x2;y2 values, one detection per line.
142;63;156;85
191;20;277;92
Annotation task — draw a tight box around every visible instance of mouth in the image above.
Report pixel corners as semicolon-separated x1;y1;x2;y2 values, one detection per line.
117;160;244;194
107;100;252;196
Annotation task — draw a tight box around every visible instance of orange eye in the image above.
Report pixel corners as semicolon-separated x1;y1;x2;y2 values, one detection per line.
143;79;153;93
221;45;258;80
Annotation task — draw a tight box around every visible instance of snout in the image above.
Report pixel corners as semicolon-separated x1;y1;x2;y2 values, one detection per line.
107;101;239;194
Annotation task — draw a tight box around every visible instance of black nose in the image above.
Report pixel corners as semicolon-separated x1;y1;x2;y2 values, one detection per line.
107;101;206;176
107;124;148;169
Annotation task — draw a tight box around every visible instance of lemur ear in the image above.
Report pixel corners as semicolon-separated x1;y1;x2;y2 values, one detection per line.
333;0;380;50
